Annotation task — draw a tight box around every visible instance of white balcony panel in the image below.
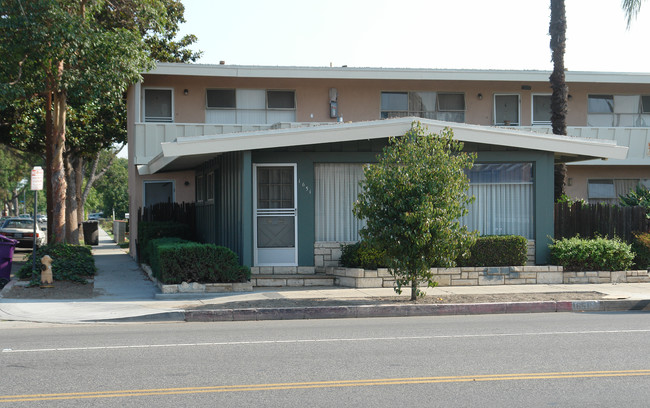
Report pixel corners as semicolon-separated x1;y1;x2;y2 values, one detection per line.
268;110;296;123
206;110;237;124
238;109;267;124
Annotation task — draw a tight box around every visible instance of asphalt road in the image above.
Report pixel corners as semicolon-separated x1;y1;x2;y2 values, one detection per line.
1;313;649;407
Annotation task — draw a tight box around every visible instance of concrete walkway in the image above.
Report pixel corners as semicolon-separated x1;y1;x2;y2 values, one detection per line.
1;228;650;324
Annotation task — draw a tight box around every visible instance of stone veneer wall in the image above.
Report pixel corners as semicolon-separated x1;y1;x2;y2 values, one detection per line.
316;240;537;270
325;266;650;288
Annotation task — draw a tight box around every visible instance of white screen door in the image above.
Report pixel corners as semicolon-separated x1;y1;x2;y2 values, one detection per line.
254;164;297;266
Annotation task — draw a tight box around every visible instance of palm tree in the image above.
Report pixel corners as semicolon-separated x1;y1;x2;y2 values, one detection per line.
549;0;568;200
622;0;645;28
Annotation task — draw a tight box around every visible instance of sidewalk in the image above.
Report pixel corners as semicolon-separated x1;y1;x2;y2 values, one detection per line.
1;229;649;324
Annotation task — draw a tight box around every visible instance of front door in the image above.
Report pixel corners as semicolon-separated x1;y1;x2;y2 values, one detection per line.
254;164;297;266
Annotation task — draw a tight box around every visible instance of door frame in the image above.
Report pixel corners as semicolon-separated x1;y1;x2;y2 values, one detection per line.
253;163;298;266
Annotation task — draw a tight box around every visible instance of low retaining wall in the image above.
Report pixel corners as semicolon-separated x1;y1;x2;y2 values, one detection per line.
325;266;650;288
315;240;537;270
141;264;253;294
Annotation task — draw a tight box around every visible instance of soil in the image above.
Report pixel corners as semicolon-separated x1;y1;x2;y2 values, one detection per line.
186;291;608;310
2;280;95;299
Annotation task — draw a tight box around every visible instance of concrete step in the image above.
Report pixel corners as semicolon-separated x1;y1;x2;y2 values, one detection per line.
251;274;336;287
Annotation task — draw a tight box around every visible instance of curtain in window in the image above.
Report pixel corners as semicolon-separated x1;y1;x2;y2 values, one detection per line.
315;163;365;241
461;163;534;239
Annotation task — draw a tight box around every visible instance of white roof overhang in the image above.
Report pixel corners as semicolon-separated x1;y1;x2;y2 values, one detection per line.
140;117;628;175
148;63;650;84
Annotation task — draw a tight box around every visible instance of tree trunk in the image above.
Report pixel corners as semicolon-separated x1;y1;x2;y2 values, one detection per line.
45;90;54;241
51;86;67;243
549;0;568;201
65;155;79;244
75;156;85;243
411;278;417;301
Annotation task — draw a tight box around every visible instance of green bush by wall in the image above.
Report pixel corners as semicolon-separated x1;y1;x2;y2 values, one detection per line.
148;238;250;284
631;232;650;270
549;236;634;271
137;221;191;264
458;235;528;267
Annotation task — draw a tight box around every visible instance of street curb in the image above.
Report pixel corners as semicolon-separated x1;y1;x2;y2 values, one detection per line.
182;299;650;322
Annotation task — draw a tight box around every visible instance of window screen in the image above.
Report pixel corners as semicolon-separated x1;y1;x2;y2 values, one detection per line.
642;96;650;113
206;89;236;108
144;89;172;122
588;95;614;113
494;95;519;125
437;93;465;111
532;95;552;124
380;92;408;112
267;91;295;109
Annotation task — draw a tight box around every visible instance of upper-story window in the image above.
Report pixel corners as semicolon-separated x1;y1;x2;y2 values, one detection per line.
587;94;650;127
205;89;295;124
207;89;236;108
144;88;173;122
642;96;650;113
532;94;552;125
380;91;465;122
494;94;520;126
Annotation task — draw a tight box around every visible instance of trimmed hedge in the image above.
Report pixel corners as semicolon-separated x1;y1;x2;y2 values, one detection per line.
148;238;250;284
137;221;192;264
340;241;387;270
340;235;527;269
18;244;96;284
459;235;528;267
549;236;634;272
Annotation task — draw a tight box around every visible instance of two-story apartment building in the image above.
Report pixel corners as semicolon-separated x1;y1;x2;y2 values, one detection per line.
128;63;638;270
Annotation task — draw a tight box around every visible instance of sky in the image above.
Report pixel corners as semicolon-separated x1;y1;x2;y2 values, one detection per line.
177;0;650;72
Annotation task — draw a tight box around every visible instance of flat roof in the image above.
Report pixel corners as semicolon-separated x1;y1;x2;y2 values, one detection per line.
139;118;628;174
146;63;650;84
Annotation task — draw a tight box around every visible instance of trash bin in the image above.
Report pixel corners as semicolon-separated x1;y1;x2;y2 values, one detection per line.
0;234;18;289
82;220;99;246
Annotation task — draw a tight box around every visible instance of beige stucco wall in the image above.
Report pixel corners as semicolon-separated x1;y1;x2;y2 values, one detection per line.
565;165;649;200
138;74;650;127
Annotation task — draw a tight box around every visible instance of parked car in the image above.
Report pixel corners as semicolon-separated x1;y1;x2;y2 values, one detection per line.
0;217;46;248
88;212;103;220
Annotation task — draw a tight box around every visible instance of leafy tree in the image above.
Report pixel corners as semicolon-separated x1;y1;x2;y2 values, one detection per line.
0;0;200;243
89;155;128;219
0;0;155;243
0;145;34;215
622;0;646;28
620;184;650;211
354;123;477;300
549;0;568;201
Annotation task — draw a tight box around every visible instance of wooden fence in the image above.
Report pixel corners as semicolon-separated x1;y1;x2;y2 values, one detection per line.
554;202;650;242
137;202;196;233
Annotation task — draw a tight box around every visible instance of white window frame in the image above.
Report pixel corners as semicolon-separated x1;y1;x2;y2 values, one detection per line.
196;174;204;203
143;180;176;208
142;87;174;123
531;93;552;126
206;172;215;202
493;94;521;126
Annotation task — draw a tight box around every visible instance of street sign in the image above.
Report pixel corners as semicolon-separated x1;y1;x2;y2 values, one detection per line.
31;166;44;191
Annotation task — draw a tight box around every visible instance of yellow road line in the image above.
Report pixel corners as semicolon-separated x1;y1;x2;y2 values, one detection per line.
1;370;649;402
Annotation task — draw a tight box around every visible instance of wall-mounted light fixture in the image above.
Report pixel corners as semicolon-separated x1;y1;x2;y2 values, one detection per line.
184;181;190;186
521;85;532;90
477;93;483;100
183;89;189;95
568;94;573;100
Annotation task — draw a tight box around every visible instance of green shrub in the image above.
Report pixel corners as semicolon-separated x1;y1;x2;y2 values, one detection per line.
549;236;634;271
148;239;250;284
631;232;650;270
137;221;192;263
18;244;96;285
458;235;528;267
340;241;388;270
